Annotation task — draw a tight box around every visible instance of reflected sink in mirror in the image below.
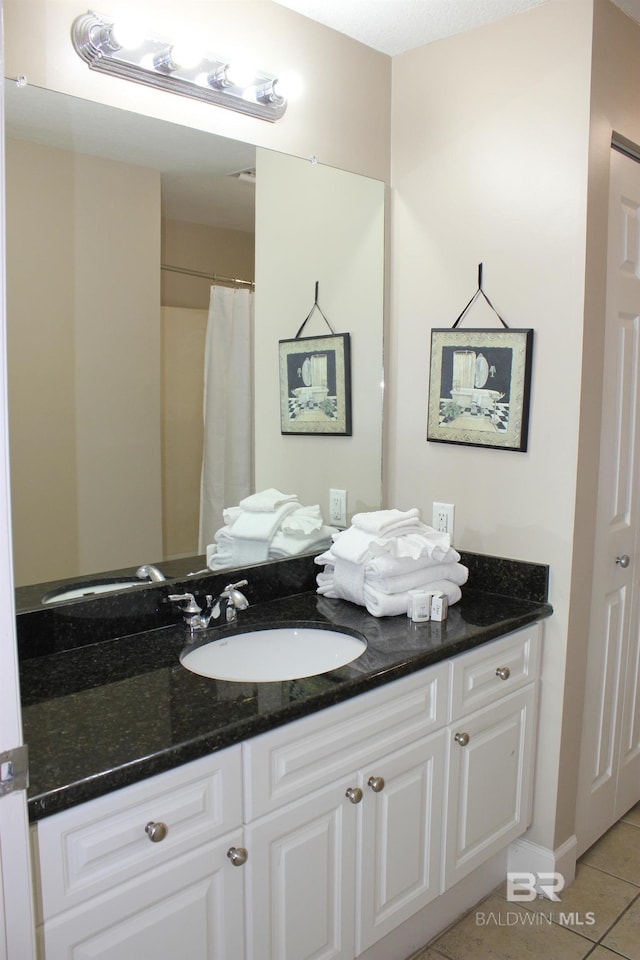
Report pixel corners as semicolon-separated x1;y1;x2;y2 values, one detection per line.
42;579;144;604
180;624;367;682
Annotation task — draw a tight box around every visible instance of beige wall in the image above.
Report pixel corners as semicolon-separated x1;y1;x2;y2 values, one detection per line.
254;148;385;517
161;219;255;310
7;139;162;585
3;0;391;183
389;0;594;853
161;305;208;560
6;139;79;583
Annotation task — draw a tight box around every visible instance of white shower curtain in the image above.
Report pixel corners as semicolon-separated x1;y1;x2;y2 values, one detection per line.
198;285;254;551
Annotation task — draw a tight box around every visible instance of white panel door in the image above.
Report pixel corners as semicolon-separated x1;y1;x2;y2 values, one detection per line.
443;686;536;890
0;32;37;960
246;781;357;960
576;147;640;854
357;732;446;954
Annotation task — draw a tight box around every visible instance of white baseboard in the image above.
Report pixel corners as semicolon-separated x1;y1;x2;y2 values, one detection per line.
507;834;578;897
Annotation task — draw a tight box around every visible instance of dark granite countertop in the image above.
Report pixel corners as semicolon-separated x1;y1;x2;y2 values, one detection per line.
19;572;552;822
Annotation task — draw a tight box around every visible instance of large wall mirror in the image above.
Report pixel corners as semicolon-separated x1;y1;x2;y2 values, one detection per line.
5;81;385;599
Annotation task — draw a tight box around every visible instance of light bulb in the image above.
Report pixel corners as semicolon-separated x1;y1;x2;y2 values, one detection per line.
169;41;203;70
225;59;257;88
111;18;145;49
274;70;303;101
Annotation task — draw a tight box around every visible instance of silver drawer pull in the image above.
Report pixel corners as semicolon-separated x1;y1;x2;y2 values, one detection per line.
345;786;363;804
616;555;630;568
496;666;511;681
145;821;168;843
454;732;470;747
227;846;248;866
367;776;385;793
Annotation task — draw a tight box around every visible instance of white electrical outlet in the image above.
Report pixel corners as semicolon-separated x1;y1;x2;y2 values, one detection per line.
329;488;347;527
432;502;455;544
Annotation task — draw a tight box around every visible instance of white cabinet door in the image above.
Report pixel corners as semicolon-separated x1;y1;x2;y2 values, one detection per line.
443;685;536;890
357;731;446;954
245;781;357;960
42;831;245;960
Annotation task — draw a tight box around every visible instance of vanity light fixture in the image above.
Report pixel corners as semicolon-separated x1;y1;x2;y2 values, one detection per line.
71;11;299;122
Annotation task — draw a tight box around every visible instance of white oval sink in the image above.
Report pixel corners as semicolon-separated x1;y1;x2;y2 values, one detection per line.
42;580;142;603
180;626;367;682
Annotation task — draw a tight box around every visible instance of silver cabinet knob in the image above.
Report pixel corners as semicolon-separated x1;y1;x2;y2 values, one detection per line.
345;786;363;804
616;555;630;568
367;776;385;793
145;821;168;843
454;732;470;746
227;846;248;866
496;666;511;681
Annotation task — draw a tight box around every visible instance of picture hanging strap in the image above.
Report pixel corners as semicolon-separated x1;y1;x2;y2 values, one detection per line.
294;281;336;338
452;263;509;329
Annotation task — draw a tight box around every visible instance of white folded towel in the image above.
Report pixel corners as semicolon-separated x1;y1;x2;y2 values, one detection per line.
238;488;298;512
351;508;421;536
281;504;323;536
363;581;462;617
364;548;461;576
229;501;299;541
333;557;366;604
363;561;468;594
316;571;462;617
222;505;243;526
270;525;337;558
229;501;300;564
329;524;451;565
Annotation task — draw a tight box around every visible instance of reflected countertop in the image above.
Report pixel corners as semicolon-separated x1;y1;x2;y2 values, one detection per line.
20;585;552;822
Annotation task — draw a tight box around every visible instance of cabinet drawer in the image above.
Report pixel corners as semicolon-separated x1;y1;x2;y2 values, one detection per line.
449;625;541;721
244;662;448;819
36;745;243;920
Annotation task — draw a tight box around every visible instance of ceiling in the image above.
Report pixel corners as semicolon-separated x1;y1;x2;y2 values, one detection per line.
273;0;640;55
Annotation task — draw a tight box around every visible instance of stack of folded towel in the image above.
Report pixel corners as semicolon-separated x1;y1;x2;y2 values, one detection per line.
315;507;468;617
207;488;337;569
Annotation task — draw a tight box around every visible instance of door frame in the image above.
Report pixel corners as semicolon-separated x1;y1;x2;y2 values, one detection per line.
0;16;37;958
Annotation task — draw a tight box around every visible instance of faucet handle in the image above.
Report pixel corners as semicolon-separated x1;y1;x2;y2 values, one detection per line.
223;579;248;592
168;593;201;614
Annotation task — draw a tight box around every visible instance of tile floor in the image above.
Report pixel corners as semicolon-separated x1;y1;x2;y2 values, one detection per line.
411;803;640;960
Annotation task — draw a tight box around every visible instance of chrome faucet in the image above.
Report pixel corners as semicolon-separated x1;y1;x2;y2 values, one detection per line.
168;593;219;633
136;564;166;582
168;580;249;631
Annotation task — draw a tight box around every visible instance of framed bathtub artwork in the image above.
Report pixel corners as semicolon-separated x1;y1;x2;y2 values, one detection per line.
427;328;534;452
279;332;352;435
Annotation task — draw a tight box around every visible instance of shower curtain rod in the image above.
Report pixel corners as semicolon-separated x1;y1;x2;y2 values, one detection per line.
161;262;254;287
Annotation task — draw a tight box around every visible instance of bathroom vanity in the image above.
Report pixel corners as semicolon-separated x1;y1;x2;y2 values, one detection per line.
18;553;551;959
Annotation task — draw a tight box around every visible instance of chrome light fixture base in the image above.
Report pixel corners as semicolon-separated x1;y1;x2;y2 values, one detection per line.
71;11;288;122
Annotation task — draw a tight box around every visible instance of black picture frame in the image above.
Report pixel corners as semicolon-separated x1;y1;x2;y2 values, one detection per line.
279;332;352;436
427;328;534;452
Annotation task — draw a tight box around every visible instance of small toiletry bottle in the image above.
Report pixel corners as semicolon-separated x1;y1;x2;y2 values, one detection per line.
430;593;448;621
407;589;430;622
